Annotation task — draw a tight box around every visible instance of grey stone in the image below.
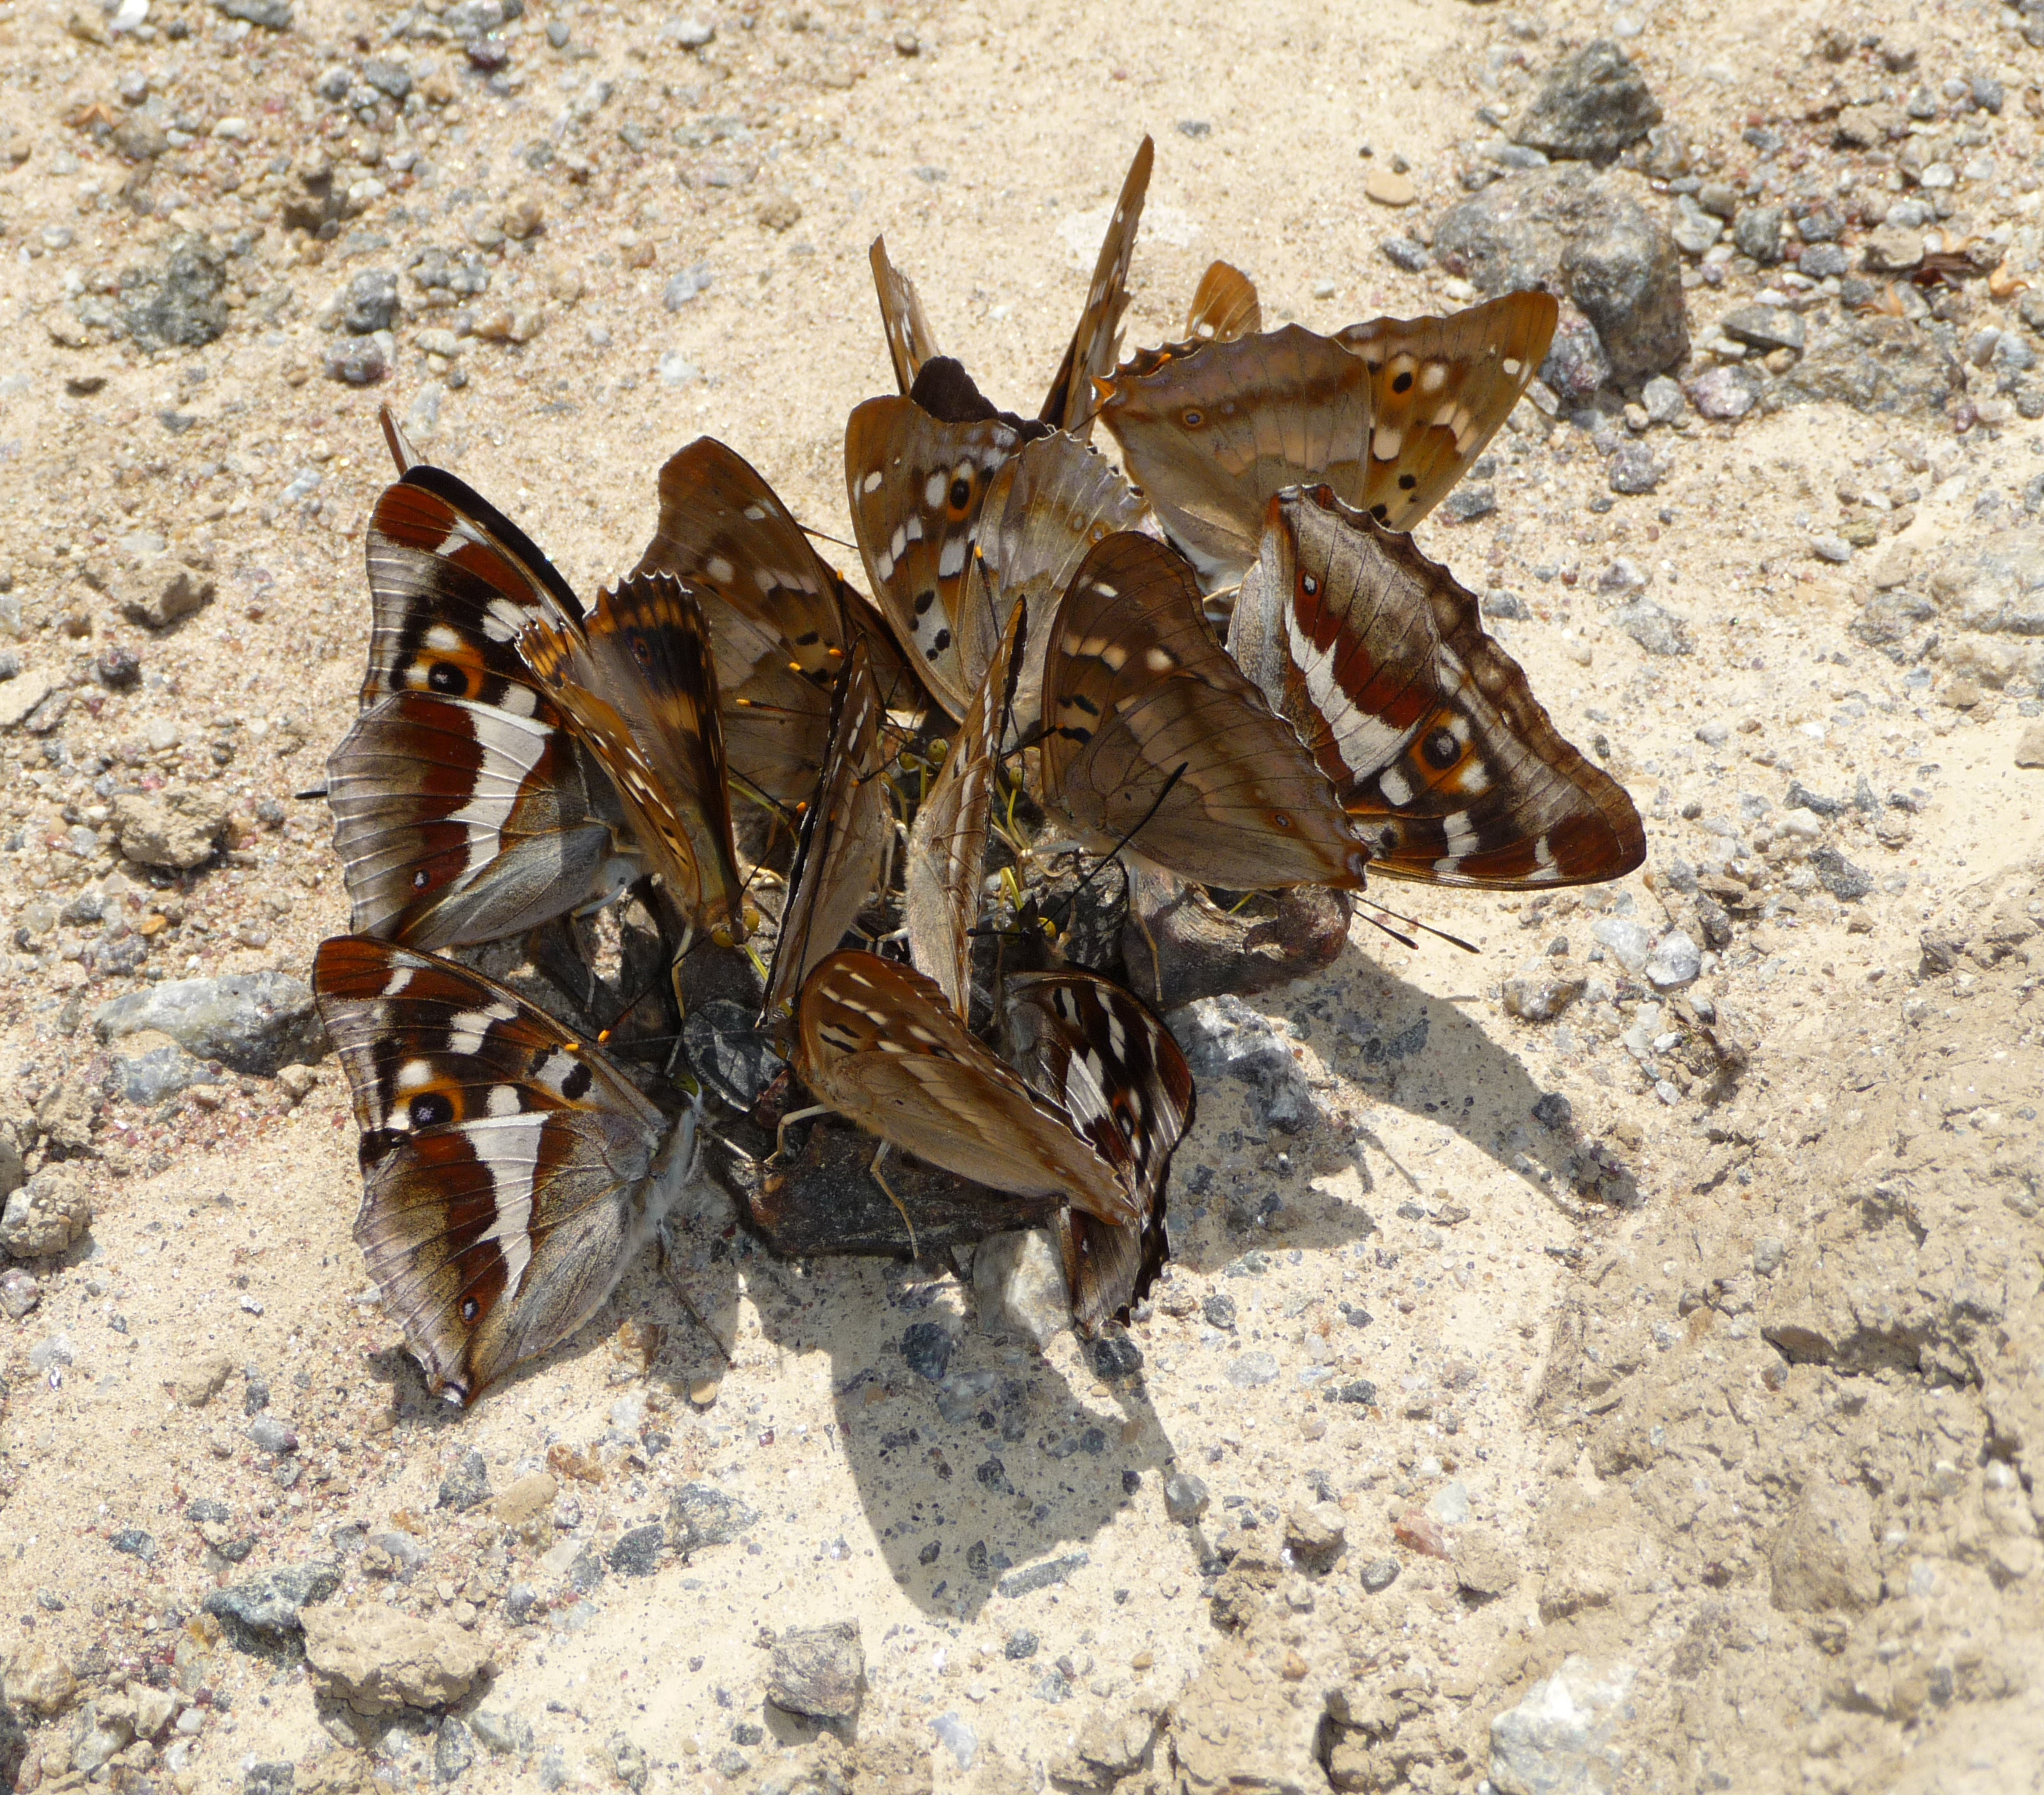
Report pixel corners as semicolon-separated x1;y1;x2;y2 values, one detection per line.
1;1267;39;1319
1359;1556;1401;1593
1381;236;1429;272
434;1717;473;1783
1799;243;1849;279
607;1523;665;1577
1590;917;1653;974
1439;484;1497;524
438;1449;491;1512
215;0;292;26
502;1585;538;1625
1753;1236;1786;1277
247;1416;298;1454
1202;1293;1237;1330
973;1229;1071;1349
343;268;400;334
1732;205;1784;264
1670;195;1721;256
1540;306;1612;406
1165;1473;1210;1521
565;1545;603;1593
607;1734;649;1794
245;1763;295;1795
202;1561;341;1644
669;1482;757;1552
1004;1629;1039;1659
1778;316;1963;417
111;1528;157;1562
75;1705;137;1776
1607;442;1660;494
1172;997;1321;1133
361;58;412;99
900;1320;955;1382
1510;40;1662;162
1427;1480;1474;1526
1226;1351;1280;1388
766;1620;863;1722
1;1169;91;1259
470;1710;535;1754
1489;1656;1637;1795
118;559;215;629
1810;536;1852;566
996;1551;1088;1598
109;1042;218;1106
931;1713;978;1771
1643;931;1700;990
326;337;390;385
1686;363;1763;421
96;972;327;1075
680;1000;784;1110
1502;967;1587;1022
1720;304;1804;356
121;234;229;349
1614;597;1693;656
662;263;714;308
1809;846;1874;902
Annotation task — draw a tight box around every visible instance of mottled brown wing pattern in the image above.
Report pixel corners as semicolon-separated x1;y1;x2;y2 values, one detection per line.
869;234;942;397
793;950;1136;1225
1185;261;1261;344
905;597;1024;1017
843;396;1021;717
517;575;747;938
1003;971;1194;1334
1095;324;1375;586
760;639;892;1025
312;936;698;1406
1039;532;1370;892
1336;291;1558;530
1229;485;1644;887
1039;134;1154;437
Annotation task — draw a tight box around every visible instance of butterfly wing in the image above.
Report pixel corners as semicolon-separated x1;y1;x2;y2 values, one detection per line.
759;639;892;1025
843;395;1021;716
1039;134;1154;437
1336;291;1558;530
1095;324;1375;587
1039;532;1370;891
517;575;746;937
1230;485;1644;886
1003;971;1195;1334
312;936;699;1405
905;598;1024;1017
870;234;942;397
1185;261;1262;344
793;950;1135;1226
953;432;1153;744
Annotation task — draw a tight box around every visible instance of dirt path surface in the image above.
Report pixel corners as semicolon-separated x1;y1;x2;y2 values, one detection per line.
3;0;2043;1791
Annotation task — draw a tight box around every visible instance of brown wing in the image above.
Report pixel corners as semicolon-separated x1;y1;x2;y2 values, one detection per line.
517;575;746;938
953;431;1154;745
1039;532;1368;891
870;234;942;397
1186;261;1261;343
905;598;1023;1017
760;639;891;1025
312;936;694;1406
1336;291;1558;530
793;950;1134;1225
1229;485;1644;887
1003;971;1194;1335
1094;324;1375;587
843;395;1021;717
1039;134;1154;437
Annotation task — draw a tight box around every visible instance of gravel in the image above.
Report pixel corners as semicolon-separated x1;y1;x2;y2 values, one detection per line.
1686;363;1763;420
95;972;327;1076
1164;1473;1211;1522
669;1482;757;1552
607;1523;666;1577
900;1320;956;1382
766;1620;864;1721
438;1449;492;1511
202;1561;342;1645
1510;40;1663;161
1614;597;1693;657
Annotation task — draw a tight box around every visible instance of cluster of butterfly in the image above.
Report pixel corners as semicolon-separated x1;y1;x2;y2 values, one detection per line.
310;137;1646;1407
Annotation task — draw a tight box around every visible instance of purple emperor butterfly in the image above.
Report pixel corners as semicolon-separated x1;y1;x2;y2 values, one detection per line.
1002;970;1195;1335
1228;485;1644;886
1184;260;1262;344
313;935;704;1406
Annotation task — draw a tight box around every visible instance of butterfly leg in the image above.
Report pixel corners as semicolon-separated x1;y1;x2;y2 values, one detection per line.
773;1103;832;1163
662;925;696;1079
865;1141;921;1262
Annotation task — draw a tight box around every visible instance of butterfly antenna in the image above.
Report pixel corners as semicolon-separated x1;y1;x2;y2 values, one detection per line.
798;523;860;554
293;785;330;802
1358;900;1480;956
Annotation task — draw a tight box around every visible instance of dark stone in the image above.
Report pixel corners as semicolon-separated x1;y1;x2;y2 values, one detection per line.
1438;484;1498;524
669;1482;757;1552
1359;1557;1401;1593
437;1448;491;1512
434;1717;473;1784
566;1545;605;1593
1607;442;1661;495
1202;1293;1237;1330
245;1766;295;1795
96;971;326;1075
361;57;413;99
244;1370;270;1413
766;1620;863;1722
1785;780;1845;818
901;1320;955;1382
343;268;400;334
1510;40;1663;162
681;999;785;1110
1541;304;1612;405
607;1523;666;1577
996;1551;1088;1598
975;1457;1014;1495
1003;1629;1039;1660
1088;1334;1143;1379
1164;1473;1210;1521
1734;206;1784;264
1172;995;1320;1135
215;0;293;26
503;1584;538;1625
94;645;141;689
1809;846;1874;902
1778;315;1962;416
203;1560;340;1645
111;1528;157;1562
121;234;229;351
1332;1379;1380;1406
1532;1091;1576;1130
326;337;390;385
1720;304;1805;356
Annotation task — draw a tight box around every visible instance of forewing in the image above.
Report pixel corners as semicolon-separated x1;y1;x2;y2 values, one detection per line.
1039;532;1369;891
1185;261;1262;343
870;235;942;396
1337;290;1558;530
1039;134;1154;437
1095;324;1374;587
1233;486;1644;886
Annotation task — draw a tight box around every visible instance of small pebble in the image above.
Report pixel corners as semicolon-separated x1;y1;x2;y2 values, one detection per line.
1164;1473;1210;1522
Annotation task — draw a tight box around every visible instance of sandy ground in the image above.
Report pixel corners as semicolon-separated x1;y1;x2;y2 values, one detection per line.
2;0;2043;1790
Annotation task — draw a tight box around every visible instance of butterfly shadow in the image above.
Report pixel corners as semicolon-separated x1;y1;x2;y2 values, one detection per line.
736;1251;1199;1627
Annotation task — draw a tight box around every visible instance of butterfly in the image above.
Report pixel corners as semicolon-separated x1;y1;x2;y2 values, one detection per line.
312;935;705;1406
1095;292;1558;584
517;572;748;944
869;235;943;399
326;469;644;952
790;949;1139;1229
631;437;913;810
1227;484;1644;886
1184;260;1262;344
904;596;1025;1019
1002;970;1194;1334
1036;529;1371;892
757;636;893;1025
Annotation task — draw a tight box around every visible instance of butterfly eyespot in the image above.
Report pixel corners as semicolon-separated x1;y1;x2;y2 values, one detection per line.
1181;408;1204;428
1422;727;1461;771
949;475;971;510
1392;370;1415;394
461;1298;479;1322
426;661;466;695
631;635;654;666
1271;812;1294;830
412;869;430;890
407;1091;455;1129
1301;575;1319;597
